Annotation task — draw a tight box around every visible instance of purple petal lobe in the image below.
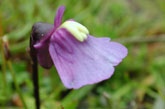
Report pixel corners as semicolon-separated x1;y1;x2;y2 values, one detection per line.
36;42;53;69
49;28;128;89
54;6;66;30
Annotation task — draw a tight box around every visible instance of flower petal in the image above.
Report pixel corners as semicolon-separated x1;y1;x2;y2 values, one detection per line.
54;6;66;30
36;43;53;69
49;28;128;89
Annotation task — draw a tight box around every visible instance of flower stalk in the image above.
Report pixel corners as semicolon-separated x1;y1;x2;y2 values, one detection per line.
30;36;40;109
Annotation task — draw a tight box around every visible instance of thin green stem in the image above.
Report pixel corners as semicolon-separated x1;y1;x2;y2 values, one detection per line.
0;38;7;106
7;61;27;109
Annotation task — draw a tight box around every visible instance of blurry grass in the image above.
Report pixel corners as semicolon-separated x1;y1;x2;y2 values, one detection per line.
0;0;165;108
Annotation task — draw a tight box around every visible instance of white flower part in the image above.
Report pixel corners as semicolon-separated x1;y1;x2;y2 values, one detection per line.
60;21;89;42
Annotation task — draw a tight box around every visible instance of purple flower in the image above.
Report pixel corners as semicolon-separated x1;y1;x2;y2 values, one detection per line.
32;6;128;89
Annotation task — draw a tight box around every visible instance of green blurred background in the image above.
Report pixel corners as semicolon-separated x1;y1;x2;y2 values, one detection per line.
0;0;165;108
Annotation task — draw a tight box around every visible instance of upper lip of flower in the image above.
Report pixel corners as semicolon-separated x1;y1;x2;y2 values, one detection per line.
33;5;90;48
